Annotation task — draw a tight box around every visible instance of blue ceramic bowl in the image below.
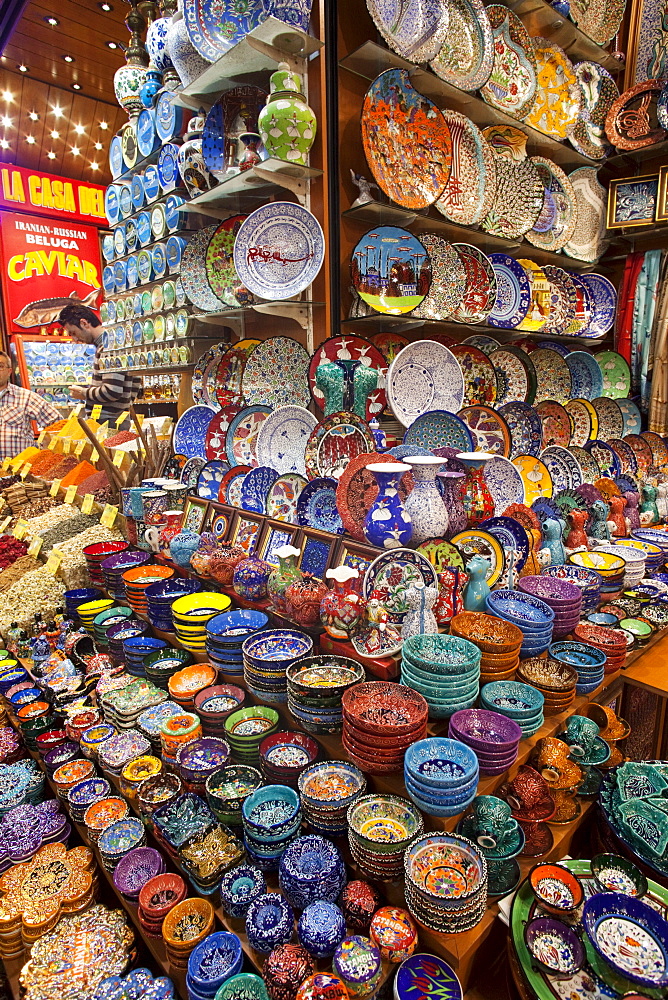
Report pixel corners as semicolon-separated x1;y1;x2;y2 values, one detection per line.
487;590;555;625
582;892;668;988
242;629;313;671
245;894;294;953
187;931;243;994
401;659;479;690
208;610;269;643
549;641;607;669
404;738;479;788
480;681;545;719
405;784;476;818
279;835;346;910
242;785;301;841
220;865;266;918
298;901;346;958
404;768;478;806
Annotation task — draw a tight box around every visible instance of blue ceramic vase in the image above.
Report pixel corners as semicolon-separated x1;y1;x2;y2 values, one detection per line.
169;531;200;568
363;463;412;549
234;556;271;600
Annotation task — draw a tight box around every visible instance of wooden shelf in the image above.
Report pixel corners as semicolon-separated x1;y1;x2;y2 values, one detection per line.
183;160;323;218
342;312;610;345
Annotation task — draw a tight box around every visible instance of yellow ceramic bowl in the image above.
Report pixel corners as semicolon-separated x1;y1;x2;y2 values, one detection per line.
171;592;232;617
77;598;114;618
567;551;625;575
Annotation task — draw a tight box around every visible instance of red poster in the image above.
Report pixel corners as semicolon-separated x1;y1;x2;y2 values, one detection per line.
0;211;103;334
0;165;106;225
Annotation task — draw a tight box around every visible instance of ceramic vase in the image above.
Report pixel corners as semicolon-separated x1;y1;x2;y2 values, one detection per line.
315;359;379;419
433;568;468;625
320;566;367;639
169;531;200;568
114;1;149;120
208;542;247;586
285;574;329;626
267;545;303;613
456;453;495;527
403;456;446;545
401;583;438;640
166;11;210;88
158;510;184;557
233;556;271;599
177;114;215;196
438;471;467;537
146;15;173;72
140;65;163;108
258;63;316;165
363;462;412;549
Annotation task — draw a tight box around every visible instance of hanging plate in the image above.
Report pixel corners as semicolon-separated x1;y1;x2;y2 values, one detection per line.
241;337;311;409
304;411;376;481
435;111;496;226
489;346;537;405
403;410;474;453
296;477;343;533
566;399;599;446
616;398;642;437
479;515;530;571
525;157;578;252
366;0;449;62
181;227;227;313
450;244;497;325
255;405;318;477
458;405;511;456
351;226;432;316
450;529;505;585
387;340;465;427
541;266;578;337
221;466;251;507
524;38;581;140
516;259;551;333
569;0;625;44
624;434;653;475
499;401;543;458
563;167;608;263
578;274;617;339
584;440;621;479
462;335;500;355
363;548;438;621
607;439;638;476
564;273;594;337
591;396;624;440
481;154;544;239
225;406;271;467
205;406;240;462
480;5;537;119
233;202;325;300
512;455;553;505
484;455;526;512
564;352;604;401
530;349;572;405
571;62;619;160
197;460;230;501
594;351;631;399
641;431;668;467
205;215;248;307
429;0;494;91
240;466;280;514
181;456;207;489
540;446;582;491
372;331;410;364
185;0;270;62
411;233;467;320
266;473;308;524
536;401;571;449
450;344;498;405
213;340;259;409
487;254;531;329
174;405;216;459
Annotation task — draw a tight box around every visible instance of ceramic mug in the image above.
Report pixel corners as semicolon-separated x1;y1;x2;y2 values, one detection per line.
162;482;188;510
469;796;519;849
142;489;169;525
143;524;163;554
530;737;573;782
120;487;135;517
129;485;153;518
503;766;549;812
561;715;599;758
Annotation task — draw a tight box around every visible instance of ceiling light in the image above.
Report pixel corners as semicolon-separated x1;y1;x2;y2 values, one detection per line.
51;105;63;117
99;121;108;130
90;161;99;170
0;140;9;150
18;65;28;73
74;123;85;134
28;111;38;121
72;83;81;90
94;141;103;150
47;151;56;159
1;116;11;128
71;146;80;156
50;130;60;139
106;41;118;49
44;16;59;24
25;135;35;144
63;55;74;63
98;2;113;9
2;92;13;102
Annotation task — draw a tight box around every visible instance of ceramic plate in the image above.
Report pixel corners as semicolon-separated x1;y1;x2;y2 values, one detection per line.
254;405;317;477
540;446;582;491
462;335;500;355
351;226;432;316
363;548;438;620
563;167;608;263
403;410;473;452
265;473;307;523
616;398;642;437
484;455;526;513
642;431;668;467
524;38;581;139
565;351;603;401
525;157;577;252
595;351;631;398
516;259;551;332
296;477;344;533
412;234;467;320
489;346;537;405
225;406;271;467
181;456;207;489
512;455;553;505
372;331;410;363
387;340;465;426
335;452;410;541
487;255;531;329
578;274;617;338
482;152;544;238
429;0;494;91
450;529;505;585
591;396;624;440
480;5;536;119
605;79;667;150
570;0;625;44
450;244;497;324
536;401;571;448
479;515;529;572
584;440;621;479
541;265;578;337
607;438;638;475
181;227;227;313
308;334;387;420
186;0;270;61
624;435;653;475
361;69;452;209
530;348;572;405
242;337;311;409
233;202;324;300
567;446;599;484
435;111;496;225
571;62;618;159
196;460;229;501
459;405;511;456
205;406;241;462
214;340;259;409
366;0;448;62
205;215;247;306
304;411;376;481
565;273;593;336
240;466;279;514
174;405;216;459
192;342;226;410
447;344;497;407
498;401;543;458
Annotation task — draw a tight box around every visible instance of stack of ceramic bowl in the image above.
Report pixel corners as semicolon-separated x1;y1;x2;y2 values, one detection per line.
403;738;479;817
206;610;269;678
481;681;544;738
101;550;152;601
144;648;193;690
137;771;184;827
404;832;487;932
168;662;218;711
64;587;103;621
347;794;423;881
146;578;204;633
486;591;554;659
450;612;522;684
224;706;280;766
279;835;347;910
242;784;302;871
298;760;366;837
138;871;187;938
83;540;129;588
120;755;162;804
242;629;313;704
618;536;664;574
136;703;183;753
258;731;319;788
98;815;147;872
287;655;364;734
76;598;114;635
400;635;480;719
83;796;129;844
541;565;602;614
341;682;428;774
92;605;135;647
517;576;582;641
175;736;230;796
187;931;243;1000
449;709;522;775
123;564;174;615
162;897;215;970
205;764;263;828
516;657;578;715
159;712;202;766
194;684;245;737
171;592;233;652
593;544;643;589
107;620;150;664
633;527;668;562
123;636;168;677
112;845;165;904
548;641;607;693
568;551;625;601
573;622;627;673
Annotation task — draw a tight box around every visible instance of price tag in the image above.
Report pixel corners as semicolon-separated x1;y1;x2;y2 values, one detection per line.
113;451;125;468
115;410;130;427
13;520;27;540
64;484;78;504
97;423;109;439
62;438;71;454
81;494;95;514
90;449;99;463
49;479;62;497
27;536;43;558
72;403;84;417
100;504;118;528
45;548;63;575
75;440;86;457
19;463;31;479
47;436;58;451
0;516;12;533
10;456;22;471
37;431;46;445
1;457;12;471
136;413;145;426
91;404;103;420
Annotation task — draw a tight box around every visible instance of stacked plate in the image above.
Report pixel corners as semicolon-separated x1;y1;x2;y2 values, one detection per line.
623;536;665;573
541;565;602;614
404;833;488;933
298;760;366;837
403;738;479;818
206;610;269;678
593;544;643;589
287;655;364;734
347;794;423;882
242;784;302;872
242;629;313;704
485;590;554;659
632;527;668;562
568;551;625;600
548;641;607;693
146;578;204;632
143;648;193;690
101;550;152;601
341;682;428;774
449;709;522;776
450;612;523;684
480;681;544;738
517;576;582;641
123;636;168;677
573;622;627;673
400;634;480;719
194;684;246;737
224;706;280;765
171;592;233;652
123;564;174;615
82;540;129;588
516;657;578;715
259;731;319;788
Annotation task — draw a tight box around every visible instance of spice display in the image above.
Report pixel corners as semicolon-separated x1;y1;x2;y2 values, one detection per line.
39;513;101;554
60;461;98;488
0;566;66;634
104;430;138;447
0;556;40;593
56;524;123;588
22;504;80;537
0;536;28;570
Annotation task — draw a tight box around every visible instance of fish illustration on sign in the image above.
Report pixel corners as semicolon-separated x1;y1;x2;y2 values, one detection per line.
12;288;101;329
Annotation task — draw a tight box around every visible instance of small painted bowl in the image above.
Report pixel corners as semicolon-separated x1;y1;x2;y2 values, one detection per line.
245;893;294;954
525;917;584;978
298;901;346;959
449;709;522;752
369;907;417;963
529;863;583;917
590;853;647;898
242;784;301;841
582;892;668;989
220;864;266;918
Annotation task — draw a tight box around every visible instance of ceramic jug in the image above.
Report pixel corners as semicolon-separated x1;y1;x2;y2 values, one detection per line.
258;63;316;165
233;555;271;600
267;545;303;613
456;453;495;527
177;113;215;197
320;566;366;639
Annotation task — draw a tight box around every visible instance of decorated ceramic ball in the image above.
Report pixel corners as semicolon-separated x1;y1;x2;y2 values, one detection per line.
369;907;418;963
338;881;381;934
298;901;346;958
263;943;315;1000
295;974;349;1000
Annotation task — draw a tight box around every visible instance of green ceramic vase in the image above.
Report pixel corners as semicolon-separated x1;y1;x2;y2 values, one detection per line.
258;62;316;165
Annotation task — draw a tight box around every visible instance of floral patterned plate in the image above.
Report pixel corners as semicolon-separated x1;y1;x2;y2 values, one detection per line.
480;5;537;119
584;441;621;479
205;214;248;306
536;401;571;449
540;446;582;491
412;233;467;321
363;548;438;621
387;340;465;427
489;347;537;405
484;455;526;513
564;273;593;336
570;0;625;44
499;401;543;458
366;0;449;62
459;405;511;456
297;477;344;534
487;254;531;329
530;349;572;405
242;337;311;409
482;151;544;238
213;341;260;409
304;411;376;481
429;0;494;91
607;439;638;476
181;457;207;489
462;335;500;355
591;397;624;440
221;467;252;507
624;435;653;475
578;274;617;339
403;410;473;453
512;455;553;505
564;352;603;401
541;266;578;338
265;473;307;523
239;466;280;514
225;406;271;467
181;226;226;313
641;431;668;467
594;351;631;399
524;38;581;139
563;167;608;263
449;344;498;405
568;446;600;484
525;157;577;252
435;111;496;225
450;244;497;325
255;405;318;477
205;406;241;462
174;405;216;459
571;62;618;160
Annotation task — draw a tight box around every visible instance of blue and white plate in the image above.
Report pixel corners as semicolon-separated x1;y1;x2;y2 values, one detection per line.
296;477;344;533
181;227;227;313
143;164;160;202
584;440;621;478
540;445;583;490
109;136;123;179
484;456;525;513
487;254;531;329
565;351;603;400
498;401;542;458
233;202;325;301
535;340;570;357
255;405;318;477
131;173;145;211
202;101;225;177
174;404;216;459
137;212;152;247
185;0;271;62
157;143;181;192
240;466;279;514
388;340;465;427
196;460;229;501
591;396;624;439
578;273;617;338
479;515;529;571
181;456;208;489
616;397;642;436
403;409;473;453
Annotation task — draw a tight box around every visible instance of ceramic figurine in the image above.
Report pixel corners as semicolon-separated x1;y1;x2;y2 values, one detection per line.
565;509;589;550
258;63;316;165
438;471;466;537
588;500;611;542
363;463;412;549
352;597;402;658
166;10;210;88
285;574;329;627
403;456;447;545
607;495;627;537
233;555;271;600
177;114;216;196
114;0;149;120
368;418;386;452
169;531;200;568
463;555;491;612
350;170;380;207
401;582;438;640
268;545;303;613
541;517;566;566
640;483;659;524
456;453;495;527
320;566;367;639
498;546;518;589
433;568;467;625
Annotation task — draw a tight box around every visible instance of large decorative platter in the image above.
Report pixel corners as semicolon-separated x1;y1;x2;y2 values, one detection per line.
571;62;618;159
489;347;537;407
568;445;600;483
255;405;318;476
524;39;581;139
516;259;551;332
584;440;621;479
308;334;387;419
498;401;543;458
222;466;252;507
192;342;226;409
594;351;631;398
403;409;473;453
480;5;536;119
564;351;603;401
478;515;529;572
578;274;617;338
181;227;227;313
484;456;525;512
232;202;324;300
569;0;626;44
450;344;498;405
336;452;410;541
387;340;465;427
482;152;544;238
591;396;624;440
214;340;259;408
458;405;511;456
450;244;497;324
304;411;376;481
225;406;271;467
241;337;311;409
205;214;247;306
535;401;571;449
616;398;642;437
429;0;494;91
363;548;438;621
563;167;608;263
530;348;572;405
642;430;668;467
361;69;452;210
564;399;595;447
174;405;216;459
240;466;279;514
184;0;270;63
624;434;653;475
297;477;344;533
412;234;467;320
525;157;577;252
450;529;505;585
607;438;638;475
540;446;582;491
512;454;553;506
487;255;531;329
417;538;466;572
196;460;230;501
366;0;448;62
435;112;496;226
351;226;432;316
265;473;307;523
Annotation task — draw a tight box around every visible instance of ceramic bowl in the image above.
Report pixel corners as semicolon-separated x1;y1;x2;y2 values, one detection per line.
259;731;319;780
404;832;486;903
348;794;423;853
525;917;585;978
480;681;545;719
243;629;314;671
298;901;346;959
582;892;668;988
529;863;583;916
449;611;523;652
516;658;577;692
342;682;429;737
403;738;478;789
220;864;266;918
401;634;481;674
590;853;648;898
486;590;555;627
245;893;294;954
242;785;301;841
548;642;607;670
449;709;522;751
279;835;346;910
206;764;263;822
187;930;243;994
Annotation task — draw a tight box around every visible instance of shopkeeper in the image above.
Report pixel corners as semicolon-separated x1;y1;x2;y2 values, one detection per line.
58;303;141;426
0;351;61;460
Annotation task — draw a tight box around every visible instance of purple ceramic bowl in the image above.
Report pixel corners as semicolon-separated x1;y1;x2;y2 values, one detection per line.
518;576;583;606
101;550;152;574
43;742;81;774
449;709;522;751
107;620;149;645
479;760;517;776
113;846;165;898
525;916;585;977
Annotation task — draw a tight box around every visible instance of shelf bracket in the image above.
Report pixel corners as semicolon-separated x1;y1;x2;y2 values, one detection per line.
252;165;309;203
252;301;312;329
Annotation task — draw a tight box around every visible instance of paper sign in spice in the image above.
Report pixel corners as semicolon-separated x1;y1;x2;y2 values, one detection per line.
28;536;43;557
45;549;63;574
49;479;62;497
81;494;95;514
100;504;118;528
64;484;78;504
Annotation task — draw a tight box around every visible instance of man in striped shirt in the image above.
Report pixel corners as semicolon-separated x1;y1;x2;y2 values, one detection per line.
58;303;141;427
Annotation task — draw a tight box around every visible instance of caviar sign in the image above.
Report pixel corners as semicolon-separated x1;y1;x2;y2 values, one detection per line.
0;166;106;224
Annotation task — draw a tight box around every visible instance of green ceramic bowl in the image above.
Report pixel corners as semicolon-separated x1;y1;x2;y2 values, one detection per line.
591;853;648;898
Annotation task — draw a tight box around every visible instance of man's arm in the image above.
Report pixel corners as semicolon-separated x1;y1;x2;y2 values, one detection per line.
73;370;134;404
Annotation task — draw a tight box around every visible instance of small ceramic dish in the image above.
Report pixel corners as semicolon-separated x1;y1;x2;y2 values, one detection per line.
525;917;585;978
582;892;668;988
449;709;522;751
590;853;648;898
529;862;583;916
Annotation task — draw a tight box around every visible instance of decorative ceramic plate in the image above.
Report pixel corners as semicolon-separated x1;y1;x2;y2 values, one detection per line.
192;343;225;409
607;438;638;475
563;167;608;263
335;452;410;541
569;0;625;44
459;405;511;456
642;430;668;466
233;202;324;300
264;473;307;523
498;401;543;458
487;255;531;329
624;435;653;475
584;440;621;479
412;234;467;320
462;335;500;355
363;549;438;620
578;274;617;338
205;214;247;306
416;539;466;572
535;401;571;448
479;515;530;571
202;87;266;177
212;340;258;409
387;340;465;426
565;399;598;446
366;0;448;62
450;244;497;324
450;529;505;585
540;446;582;491
174;405;216;459
516;259;551;332
565;351;603;401
403;409;473;453
361;69;452;210
163;454;187;480
296;477;344;533
605;79;668;150
181;456;207;489
484;456;526;512
196;460;230;501
239;466;279;514
185;0;270;62
435;112;496;225
571;62;618;159
591;396;624;440
181;227;227;313
255;405;317;477
524;39;581;139
482;154;544;238
351;226;432;316
225;406;271;467
480;5;537;119
595;351;631;398
564;273;593;337
429;0;494;91
304;411;376;481
372;331;410;363
205;406;241;462
448;345;497;407
525;157;577;251
530;349;572;405
569;445;601;483
242;337;311;409
489;348;536;407
308;334;387;420
512;455;553;505
616;398;642;436
220;467;249;507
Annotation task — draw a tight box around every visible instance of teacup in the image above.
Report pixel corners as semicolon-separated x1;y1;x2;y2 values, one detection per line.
530;737;572;781
502;765;550;813
560;715;599;758
469;795;518;849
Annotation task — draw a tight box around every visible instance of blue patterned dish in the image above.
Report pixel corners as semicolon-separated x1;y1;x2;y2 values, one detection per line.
187;931;243;994
196;459;229;501
565;351;603;400
245;893;294;953
404;738;479;789
279;835;346;910
395;954;463;1000
296;477;343;533
174;405;216;459
480;681;544;718
233;202;325;301
478;515;529;570
240;466;280;514
484;456;525;512
548;641;607;668
256;405;317;477
403;410;473;453
540;446;582;491
220;865;266;918
487;255;531;329
578;273;617;339
498;401;542;459
584;440;621;478
582;892;668;988
298;901;346;958
487;590;555;626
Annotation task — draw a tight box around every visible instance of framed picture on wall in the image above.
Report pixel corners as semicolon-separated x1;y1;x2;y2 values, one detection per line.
205;503;234;540
231;512;264;554
607;173;660;228
182;497;208;534
258;520;301;568
331;539;379;579
297;528;338;580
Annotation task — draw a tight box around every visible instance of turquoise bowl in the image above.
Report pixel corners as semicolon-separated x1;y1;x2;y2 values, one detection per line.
402;634;481;675
480;681;545;720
